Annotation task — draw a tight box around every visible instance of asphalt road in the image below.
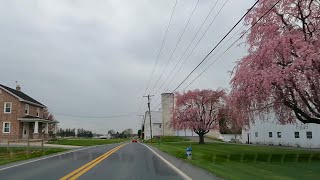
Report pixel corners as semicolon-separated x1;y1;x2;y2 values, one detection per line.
0;143;189;180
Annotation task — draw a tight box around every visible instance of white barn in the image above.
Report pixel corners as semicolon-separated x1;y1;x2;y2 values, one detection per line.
161;93;199;138
143;110;198;140
242;113;320;148
144;111;163;140
143;93;200;140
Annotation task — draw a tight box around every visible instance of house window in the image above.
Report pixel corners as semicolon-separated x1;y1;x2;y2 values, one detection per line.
277;132;281;138
306;131;312;139
4;102;12;113
25;104;29;115
36;107;40;117
294;132;299;138
255;132;258;137
269;132;272;138
159;124;162;128
2;122;10;133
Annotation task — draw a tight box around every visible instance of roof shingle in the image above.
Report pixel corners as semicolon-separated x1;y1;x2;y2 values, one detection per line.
0;84;45;107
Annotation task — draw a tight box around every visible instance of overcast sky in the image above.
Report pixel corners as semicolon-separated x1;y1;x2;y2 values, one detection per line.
0;0;254;133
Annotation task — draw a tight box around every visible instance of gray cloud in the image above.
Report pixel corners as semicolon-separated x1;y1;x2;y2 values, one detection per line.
0;0;254;133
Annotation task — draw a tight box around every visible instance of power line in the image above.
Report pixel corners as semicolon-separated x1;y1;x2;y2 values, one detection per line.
151;0;229;108
157;0;228;97
151;0;262;111
183;25;245;89
136;97;145;115
153;0;220;96
149;0;200;95
183;30;243;90
138;0;177;114
173;0;261;94
54;113;137;119
142;0;178;96
151;0;223;104
183;0;282;90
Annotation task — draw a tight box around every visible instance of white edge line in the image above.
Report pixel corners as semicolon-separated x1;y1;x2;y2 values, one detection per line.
142;143;192;180
0;145;104;171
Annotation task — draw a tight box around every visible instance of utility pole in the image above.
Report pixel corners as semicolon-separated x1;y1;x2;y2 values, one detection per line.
143;95;154;142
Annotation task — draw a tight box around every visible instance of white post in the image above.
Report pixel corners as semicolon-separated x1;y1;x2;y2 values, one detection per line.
34;121;39;134
54;124;57;134
45;123;49;134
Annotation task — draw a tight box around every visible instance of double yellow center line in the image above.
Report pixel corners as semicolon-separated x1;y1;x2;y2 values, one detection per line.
60;143;127;180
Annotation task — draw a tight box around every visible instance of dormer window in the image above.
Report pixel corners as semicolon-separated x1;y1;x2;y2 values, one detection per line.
25;104;29;115
36;107;40;117
4;102;12;113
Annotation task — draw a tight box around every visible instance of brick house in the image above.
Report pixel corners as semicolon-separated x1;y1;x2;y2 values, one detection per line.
0;84;58;142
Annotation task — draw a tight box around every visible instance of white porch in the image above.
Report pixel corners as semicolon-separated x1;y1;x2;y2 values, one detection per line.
18;118;58;139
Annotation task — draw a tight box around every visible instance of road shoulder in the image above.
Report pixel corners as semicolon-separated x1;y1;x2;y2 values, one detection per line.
0;145;95;171
0;142;82;149
146;144;221;180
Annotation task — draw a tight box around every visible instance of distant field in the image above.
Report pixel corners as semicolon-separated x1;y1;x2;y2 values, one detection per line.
153;142;320;180
48;138;128;146
0;147;66;165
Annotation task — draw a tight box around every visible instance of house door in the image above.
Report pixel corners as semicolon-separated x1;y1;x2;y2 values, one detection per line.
22;123;29;139
247;133;251;144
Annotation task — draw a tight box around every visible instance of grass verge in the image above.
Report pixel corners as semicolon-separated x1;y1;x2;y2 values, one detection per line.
0;147;66;165
152;142;320;180
48;138;128;146
144;136;189;143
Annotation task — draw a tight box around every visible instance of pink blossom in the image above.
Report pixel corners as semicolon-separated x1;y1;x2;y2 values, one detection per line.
230;0;320;125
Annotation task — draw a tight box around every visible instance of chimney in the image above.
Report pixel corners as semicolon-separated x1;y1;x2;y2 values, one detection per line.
16;84;21;91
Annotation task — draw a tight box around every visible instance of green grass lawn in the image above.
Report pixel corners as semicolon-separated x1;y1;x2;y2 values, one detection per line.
0;147;66;165
152;142;320;180
159;136;189;142
145;136;189;143
48;138;129;146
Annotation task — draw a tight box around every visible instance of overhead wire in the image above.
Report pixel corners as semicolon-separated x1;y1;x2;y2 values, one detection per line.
54;112;137;119
151;0;262;111
143;0;177;95
152;0;220;96
158;0;229;96
172;0;261;95
183;26;244;90
183;0;282;90
151;0;230;108
137;0;178;114
149;0;200;95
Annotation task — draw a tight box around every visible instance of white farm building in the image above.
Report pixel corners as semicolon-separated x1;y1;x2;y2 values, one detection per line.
143;93;200;140
144;111;163;140
242;113;320;148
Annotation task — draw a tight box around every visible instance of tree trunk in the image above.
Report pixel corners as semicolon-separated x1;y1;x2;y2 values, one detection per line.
199;134;205;144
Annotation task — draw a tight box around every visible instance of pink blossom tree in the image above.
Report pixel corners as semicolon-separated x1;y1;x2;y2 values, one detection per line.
230;0;320;125
43;108;56;134
170;89;226;144
218;104;243;138
43;108;54;120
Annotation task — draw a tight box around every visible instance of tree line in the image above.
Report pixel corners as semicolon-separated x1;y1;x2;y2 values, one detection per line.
57;128;93;138
57;128;134;139
107;128;134;139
